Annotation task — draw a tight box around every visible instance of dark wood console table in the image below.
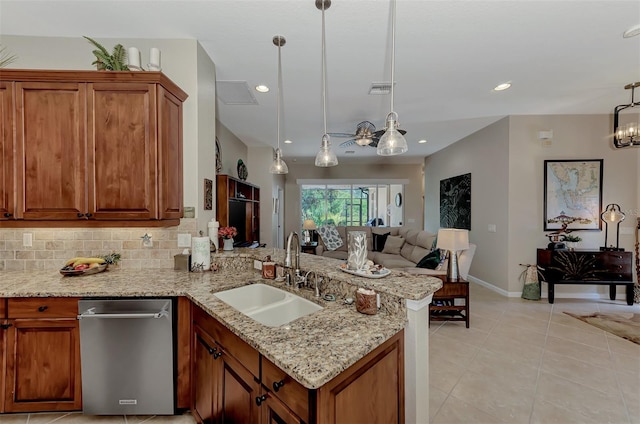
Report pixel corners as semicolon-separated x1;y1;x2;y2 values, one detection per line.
536;249;633;305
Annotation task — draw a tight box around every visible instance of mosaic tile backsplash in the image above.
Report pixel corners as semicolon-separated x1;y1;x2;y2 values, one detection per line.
0;219;198;271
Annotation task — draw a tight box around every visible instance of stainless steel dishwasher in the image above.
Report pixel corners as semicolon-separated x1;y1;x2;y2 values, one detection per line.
78;298;175;415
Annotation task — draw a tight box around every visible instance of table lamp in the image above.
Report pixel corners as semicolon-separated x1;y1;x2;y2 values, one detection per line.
302;219;317;245
436;228;470;281
600;203;625;251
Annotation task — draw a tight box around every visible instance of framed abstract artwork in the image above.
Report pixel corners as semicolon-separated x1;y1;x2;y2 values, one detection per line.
543;159;603;231
440;173;471;230
204;178;213;210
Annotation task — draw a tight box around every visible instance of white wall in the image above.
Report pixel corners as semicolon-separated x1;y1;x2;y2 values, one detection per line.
284;163;424;238
424;117;510;291
215;121;248;179
508;114;638;297
426;114;639;298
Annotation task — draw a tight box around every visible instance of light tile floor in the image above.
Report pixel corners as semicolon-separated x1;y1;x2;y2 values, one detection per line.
429;282;640;424
0;412;196;423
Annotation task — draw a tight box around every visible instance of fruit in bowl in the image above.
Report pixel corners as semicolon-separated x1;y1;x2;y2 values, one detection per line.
60;257;108;276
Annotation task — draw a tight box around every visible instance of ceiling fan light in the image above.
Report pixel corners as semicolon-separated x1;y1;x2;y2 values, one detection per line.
269;148;289;174
355;136;372;146
315;134;338;167
377;112;408;156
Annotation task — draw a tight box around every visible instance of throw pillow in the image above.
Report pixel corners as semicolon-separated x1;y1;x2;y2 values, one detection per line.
372;232;391;252
317;225;344;251
381;236;404;255
416;249;441;269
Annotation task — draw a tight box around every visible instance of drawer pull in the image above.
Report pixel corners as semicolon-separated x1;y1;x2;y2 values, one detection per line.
38;306;48;312
273;380;285;392
3;213;11;218
0;323;12;330
213;351;223;359
255;394;267;406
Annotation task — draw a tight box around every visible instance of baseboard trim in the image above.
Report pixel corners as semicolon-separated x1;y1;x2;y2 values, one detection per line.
467;275;631;300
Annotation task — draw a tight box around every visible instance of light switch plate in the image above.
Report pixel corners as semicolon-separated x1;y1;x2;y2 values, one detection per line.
177;233;192;247
23;233;32;247
488;224;497;233
254;260;262;270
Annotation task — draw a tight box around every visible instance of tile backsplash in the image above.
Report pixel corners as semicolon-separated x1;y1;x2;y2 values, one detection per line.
0;219;198;271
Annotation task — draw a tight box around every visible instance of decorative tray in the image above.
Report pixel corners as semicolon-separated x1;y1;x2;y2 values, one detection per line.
338;265;391;279
60;264;108;277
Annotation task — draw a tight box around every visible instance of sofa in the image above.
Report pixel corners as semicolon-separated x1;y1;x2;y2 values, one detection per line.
314;225;476;278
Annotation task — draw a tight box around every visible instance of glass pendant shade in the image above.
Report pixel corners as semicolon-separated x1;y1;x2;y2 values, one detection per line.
315;134;338;167
269;148;289;174
377;112;408;156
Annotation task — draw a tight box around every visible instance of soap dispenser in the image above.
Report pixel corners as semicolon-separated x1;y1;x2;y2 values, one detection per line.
262;255;276;279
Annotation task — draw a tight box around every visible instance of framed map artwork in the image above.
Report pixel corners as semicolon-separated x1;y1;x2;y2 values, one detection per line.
543;159;603;231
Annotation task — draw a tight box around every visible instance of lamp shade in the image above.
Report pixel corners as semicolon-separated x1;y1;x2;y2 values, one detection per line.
436;228;469;251
302;219;317;230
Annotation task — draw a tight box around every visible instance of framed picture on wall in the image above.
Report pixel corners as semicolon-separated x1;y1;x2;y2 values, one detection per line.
440;173;471;230
543;159;603;231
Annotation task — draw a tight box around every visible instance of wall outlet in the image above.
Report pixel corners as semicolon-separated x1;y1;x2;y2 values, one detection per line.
488;224;497;233
23;233;32;247
254;260;262;270
177;233;192;247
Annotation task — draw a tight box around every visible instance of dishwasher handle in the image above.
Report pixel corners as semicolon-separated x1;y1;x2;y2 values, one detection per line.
77;306;169;320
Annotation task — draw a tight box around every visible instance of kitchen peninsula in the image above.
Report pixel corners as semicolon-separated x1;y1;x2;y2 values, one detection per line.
0;248;441;423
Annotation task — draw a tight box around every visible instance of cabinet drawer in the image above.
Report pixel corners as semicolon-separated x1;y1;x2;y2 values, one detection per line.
8;297;80;318
262;357;309;421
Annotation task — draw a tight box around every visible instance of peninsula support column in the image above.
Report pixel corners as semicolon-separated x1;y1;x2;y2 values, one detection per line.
405;295;432;424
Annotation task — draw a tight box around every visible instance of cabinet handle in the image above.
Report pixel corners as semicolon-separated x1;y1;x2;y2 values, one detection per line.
77;213;84;218
255;394;267;406
213;351;223;359
3;213;11;218
38;306;48;312
86;213;93;218
272;380;285;392
0;323;12;330
196;335;215;355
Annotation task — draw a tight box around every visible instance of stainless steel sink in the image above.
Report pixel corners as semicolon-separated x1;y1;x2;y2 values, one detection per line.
214;284;323;327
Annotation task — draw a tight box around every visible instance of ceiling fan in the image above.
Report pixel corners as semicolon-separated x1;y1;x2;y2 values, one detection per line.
330;121;407;148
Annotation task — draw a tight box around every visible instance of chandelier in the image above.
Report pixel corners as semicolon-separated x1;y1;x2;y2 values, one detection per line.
613;82;640;148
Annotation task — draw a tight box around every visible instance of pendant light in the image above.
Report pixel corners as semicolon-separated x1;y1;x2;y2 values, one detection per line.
269;35;289;174
377;0;408;156
314;0;338;167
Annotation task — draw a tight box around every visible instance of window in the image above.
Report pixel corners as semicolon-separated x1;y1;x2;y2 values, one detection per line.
301;183;403;228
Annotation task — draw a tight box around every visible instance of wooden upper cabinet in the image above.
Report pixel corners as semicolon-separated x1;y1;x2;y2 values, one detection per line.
0;82;14;220
88;82;157;220
0;70;187;227
15;81;87;220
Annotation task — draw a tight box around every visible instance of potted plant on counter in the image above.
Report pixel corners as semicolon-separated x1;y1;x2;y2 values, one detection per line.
219;226;238;251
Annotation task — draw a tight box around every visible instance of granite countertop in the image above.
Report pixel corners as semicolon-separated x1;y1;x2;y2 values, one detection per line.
0;255;441;389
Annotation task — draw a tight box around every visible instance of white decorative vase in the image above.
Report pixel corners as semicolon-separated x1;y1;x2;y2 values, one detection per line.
223;238;234;251
347;231;368;271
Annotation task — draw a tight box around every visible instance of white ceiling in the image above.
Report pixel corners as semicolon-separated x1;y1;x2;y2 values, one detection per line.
2;0;639;165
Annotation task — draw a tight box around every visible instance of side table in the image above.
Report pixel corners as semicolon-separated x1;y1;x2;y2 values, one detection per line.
301;242;318;255
429;276;469;328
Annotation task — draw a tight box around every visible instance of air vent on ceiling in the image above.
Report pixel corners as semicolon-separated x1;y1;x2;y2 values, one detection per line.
216;81;258;105
345;150;356;154
368;82;392;95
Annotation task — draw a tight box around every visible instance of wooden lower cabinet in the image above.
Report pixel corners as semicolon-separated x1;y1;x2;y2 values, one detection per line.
1;297;82;413
191;303;404;424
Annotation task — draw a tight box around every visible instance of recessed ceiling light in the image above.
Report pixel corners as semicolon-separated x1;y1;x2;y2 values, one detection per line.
284;139;292;144
418;139;427;144
255;85;269;93
494;82;512;91
623;24;640;38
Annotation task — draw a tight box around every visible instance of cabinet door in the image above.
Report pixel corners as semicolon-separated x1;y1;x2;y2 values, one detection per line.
158;86;183;219
192;326;217;424
88;83;157;220
261;392;303;424
0;82;14;220
15;81;87;220
4;318;82;412
219;349;260;424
